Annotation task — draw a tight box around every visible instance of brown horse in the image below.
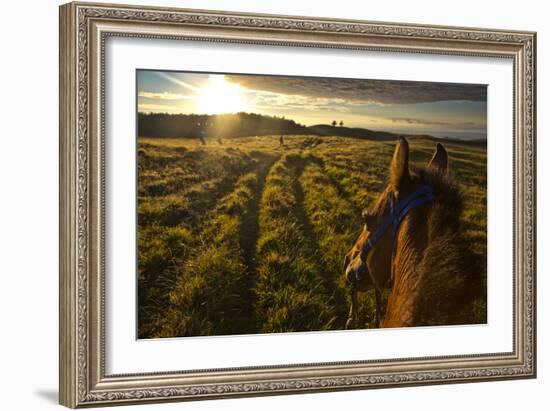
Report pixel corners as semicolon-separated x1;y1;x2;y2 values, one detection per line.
344;137;483;328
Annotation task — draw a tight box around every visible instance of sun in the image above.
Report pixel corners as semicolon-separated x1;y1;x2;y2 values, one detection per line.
196;75;249;114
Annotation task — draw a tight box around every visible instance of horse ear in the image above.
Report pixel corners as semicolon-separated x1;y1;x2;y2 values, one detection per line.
390;137;410;189
428;143;448;173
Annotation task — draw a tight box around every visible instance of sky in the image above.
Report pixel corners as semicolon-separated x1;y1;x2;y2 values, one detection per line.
137;70;487;140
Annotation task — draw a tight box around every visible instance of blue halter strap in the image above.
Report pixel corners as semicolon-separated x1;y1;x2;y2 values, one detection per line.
359;185;435;263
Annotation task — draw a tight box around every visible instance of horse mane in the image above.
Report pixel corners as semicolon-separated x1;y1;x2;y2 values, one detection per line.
364;164;463;230
384;165;485;327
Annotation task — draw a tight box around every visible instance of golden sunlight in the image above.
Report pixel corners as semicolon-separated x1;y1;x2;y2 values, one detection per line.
196;75;249;114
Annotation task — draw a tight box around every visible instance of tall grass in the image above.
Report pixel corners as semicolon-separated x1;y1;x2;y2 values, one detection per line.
137;138;276;337
255;155;337;333
153;167;273;337
299;159;379;328
137;135;488;337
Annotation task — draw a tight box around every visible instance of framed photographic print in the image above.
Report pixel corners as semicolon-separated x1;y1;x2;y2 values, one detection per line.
59;2;537;408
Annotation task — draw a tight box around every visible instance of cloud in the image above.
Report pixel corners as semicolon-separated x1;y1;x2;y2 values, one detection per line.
156;72;201;92
249;91;350;113
387;117;484;128
226;75;487;105
138;91;196;100
138;103;190;113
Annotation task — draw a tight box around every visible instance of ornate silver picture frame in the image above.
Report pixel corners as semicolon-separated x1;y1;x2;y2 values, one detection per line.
59;2;536;408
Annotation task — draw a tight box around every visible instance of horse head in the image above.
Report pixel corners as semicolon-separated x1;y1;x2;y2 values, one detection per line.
344;137;448;327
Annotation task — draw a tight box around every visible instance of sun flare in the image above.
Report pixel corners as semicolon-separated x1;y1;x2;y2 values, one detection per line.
196;75;249;114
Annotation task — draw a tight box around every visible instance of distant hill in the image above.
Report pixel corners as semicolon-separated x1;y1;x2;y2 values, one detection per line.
307;125;486;147
138;112;307;139
405;134;487;148
307;124;398;141
138;112;486;147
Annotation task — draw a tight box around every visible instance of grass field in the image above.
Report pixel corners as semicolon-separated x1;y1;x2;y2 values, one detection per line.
137;135;487;338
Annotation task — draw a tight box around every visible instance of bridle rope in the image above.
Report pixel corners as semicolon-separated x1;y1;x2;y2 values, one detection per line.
358;185;435;269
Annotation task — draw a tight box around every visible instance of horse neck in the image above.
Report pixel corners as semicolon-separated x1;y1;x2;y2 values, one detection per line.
383;202;467;327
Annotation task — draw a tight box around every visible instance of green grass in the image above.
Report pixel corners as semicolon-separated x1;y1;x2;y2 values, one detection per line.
254;154;337;332
161;173;261;337
137;135;487;338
